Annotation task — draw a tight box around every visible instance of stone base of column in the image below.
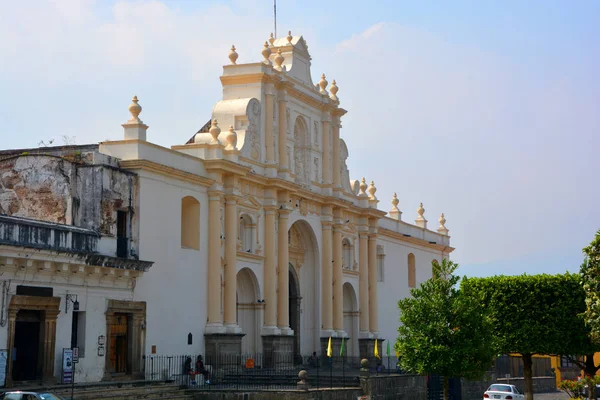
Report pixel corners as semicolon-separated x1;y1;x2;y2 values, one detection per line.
204;333;245;371
359;338;385;368
320;336;345;367
262;335;295;368
205;322;227;335
277;169;291;180
359;330;373;339
265;165;278;178
261;325;281;336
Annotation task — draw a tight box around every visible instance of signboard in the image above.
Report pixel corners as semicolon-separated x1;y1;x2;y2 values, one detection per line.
97;346;105;357
72;347;79;363
98;335;105;346
0;350;8;387
62;349;73;384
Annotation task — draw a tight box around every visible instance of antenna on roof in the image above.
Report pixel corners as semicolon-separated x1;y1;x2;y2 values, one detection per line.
274;0;277;38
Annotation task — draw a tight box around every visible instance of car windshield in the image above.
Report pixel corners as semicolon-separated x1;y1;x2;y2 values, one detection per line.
39;394;63;400
488;384;512;392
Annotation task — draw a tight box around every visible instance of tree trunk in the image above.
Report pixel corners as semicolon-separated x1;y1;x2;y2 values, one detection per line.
522;353;534;400
443;375;449;400
584;354;598;400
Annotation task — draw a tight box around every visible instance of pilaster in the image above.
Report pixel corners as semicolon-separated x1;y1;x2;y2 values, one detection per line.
358;222;371;337
206;188;226;333
224;193;241;333
368;219;379;336
277;90;290;179
262;203;280;335
277;190;292;335
321;205;334;336
332;208;345;335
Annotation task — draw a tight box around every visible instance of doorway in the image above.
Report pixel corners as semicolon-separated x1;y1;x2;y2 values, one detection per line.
289;267;302;364
12;310;42;382
109;313;129;374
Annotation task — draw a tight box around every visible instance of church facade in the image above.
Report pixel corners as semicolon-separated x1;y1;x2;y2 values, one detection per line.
0;32;452;384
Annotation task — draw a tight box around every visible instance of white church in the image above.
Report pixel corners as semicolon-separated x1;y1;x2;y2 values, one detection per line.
0;32;453;385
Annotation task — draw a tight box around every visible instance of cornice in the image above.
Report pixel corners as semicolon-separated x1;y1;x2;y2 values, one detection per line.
101;139;204;164
237;251;264;262
119;160;214;187
378;227;455;253
203;159;252;176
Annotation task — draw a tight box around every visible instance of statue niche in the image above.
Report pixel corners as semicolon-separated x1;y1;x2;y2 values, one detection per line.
293;116;310;185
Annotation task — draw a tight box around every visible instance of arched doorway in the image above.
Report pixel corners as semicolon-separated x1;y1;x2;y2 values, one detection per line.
289;265;302;363
343;282;359;357
288;220;319;356
237;268;261;354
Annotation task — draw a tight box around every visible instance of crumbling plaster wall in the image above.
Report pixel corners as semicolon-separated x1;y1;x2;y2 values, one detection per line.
0;154;138;249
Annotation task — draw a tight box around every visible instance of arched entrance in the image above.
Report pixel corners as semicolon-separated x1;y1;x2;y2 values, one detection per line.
288;220;319;356
237;268;261;354
343;283;359;357
289;265;301;363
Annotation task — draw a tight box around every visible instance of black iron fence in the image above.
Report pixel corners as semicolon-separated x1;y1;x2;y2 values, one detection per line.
142;353;402;390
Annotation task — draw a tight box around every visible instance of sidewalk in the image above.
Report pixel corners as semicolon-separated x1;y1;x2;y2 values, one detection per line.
534;392;569;400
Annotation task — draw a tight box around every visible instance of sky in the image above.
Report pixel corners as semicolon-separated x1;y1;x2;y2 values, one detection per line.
0;0;598;278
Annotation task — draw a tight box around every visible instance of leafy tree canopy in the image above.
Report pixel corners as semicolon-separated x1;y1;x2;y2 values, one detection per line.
396;259;496;382
581;230;600;342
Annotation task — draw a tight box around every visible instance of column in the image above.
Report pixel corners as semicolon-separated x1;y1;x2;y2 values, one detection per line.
262;206;278;333
265;86;275;164
277;206;291;333
321;118;331;185
368;223;379;335
332;217;344;334
358;229;370;335
278;93;289;172
321;210;333;334
5;310;17;387
43;310;59;381
206;191;224;331
224;195;239;331
332;116;341;189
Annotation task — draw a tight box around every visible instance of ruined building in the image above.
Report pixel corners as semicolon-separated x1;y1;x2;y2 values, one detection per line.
0;32;453;385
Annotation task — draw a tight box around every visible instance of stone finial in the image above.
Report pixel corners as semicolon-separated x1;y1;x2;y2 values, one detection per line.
128;96;142;122
209;119;221;144
262;41;272;64
389;193;402;221
269;32;275;46
225;125;237;150
297;370;309;391
319;74;328;95
438;213;449;236
228;45;238;65
287;30;293;44
274;49;285;71
359;177;368;196
329;80;339;101
123;95;149;141
391;193;399;210
368;180;377;200
415;202;428;229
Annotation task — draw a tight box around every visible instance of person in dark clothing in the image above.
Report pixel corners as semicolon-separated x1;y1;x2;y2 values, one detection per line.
196;355;210;384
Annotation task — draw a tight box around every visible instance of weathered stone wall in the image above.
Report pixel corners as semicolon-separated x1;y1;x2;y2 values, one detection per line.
0;156;75;224
0;153;138;246
362;374;427;400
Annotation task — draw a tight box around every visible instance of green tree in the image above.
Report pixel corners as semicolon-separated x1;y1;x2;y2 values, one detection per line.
581;230;600;341
396;259;496;400
462;273;594;400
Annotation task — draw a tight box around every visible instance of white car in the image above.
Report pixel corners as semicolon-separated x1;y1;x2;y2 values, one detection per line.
483;384;524;399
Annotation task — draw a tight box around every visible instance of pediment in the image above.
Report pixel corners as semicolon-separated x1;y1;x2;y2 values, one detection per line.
238;195;262;211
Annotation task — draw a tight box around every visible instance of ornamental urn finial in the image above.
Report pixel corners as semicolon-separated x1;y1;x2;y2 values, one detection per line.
262;41;272;64
359;177;368;196
438;213;449;235
329;80;339;101
128;96;142;122
415;202;427;228
269;32;275;46
391;193;399;211
287;30;293;44
209;119;221;144
367;180;377;200
274;49;285;71
228;45;238;65
225;125;237;150
319;73;328;95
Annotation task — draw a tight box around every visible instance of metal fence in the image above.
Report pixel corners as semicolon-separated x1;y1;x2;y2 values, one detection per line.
143;353;401;390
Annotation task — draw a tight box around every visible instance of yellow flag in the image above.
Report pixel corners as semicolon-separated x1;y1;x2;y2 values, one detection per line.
327;336;332;357
374;339;380;359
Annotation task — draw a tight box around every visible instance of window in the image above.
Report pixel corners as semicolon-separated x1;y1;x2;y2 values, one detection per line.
408;253;416;288
376;245;385;282
342;238;354;270
560;355;580;368
70;311;86;357
239;214;254;252
181;196;200;250
116;210;129;258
